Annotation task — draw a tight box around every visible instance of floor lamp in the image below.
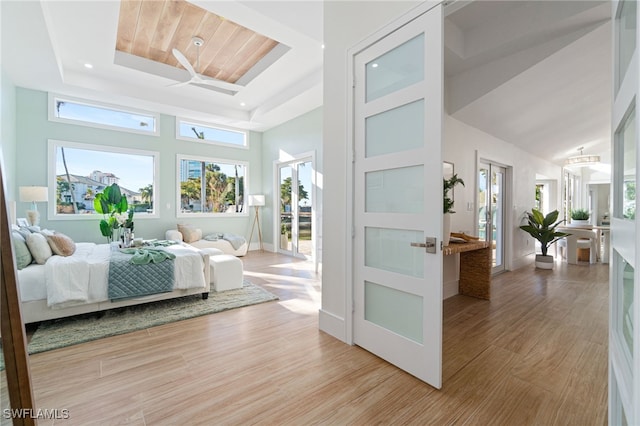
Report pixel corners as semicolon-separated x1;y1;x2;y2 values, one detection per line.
248;195;265;252
19;186;48;226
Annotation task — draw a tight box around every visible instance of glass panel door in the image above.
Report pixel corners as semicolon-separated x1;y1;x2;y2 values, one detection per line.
279;165;293;253
610;0;639;424
297;161;313;257
278;159;314;259
478;162;506;274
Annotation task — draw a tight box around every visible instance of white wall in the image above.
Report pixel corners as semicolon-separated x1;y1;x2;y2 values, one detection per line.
321;1;421;341
444;115;563;269
261;107;323;256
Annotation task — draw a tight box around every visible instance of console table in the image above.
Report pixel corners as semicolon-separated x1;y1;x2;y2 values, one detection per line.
443;240;491;300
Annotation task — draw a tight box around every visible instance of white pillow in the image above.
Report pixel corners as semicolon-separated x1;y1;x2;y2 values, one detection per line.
26;232;53;264
177;224;202;243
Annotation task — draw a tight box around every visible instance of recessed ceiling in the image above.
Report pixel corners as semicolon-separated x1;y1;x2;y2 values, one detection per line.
115;0;289;92
1;0;323;131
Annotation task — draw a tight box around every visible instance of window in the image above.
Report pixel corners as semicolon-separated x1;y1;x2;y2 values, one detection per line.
48;140;159;219
615;106;636;220
176;118;248;148
177;155;247;216
616;0;637;94
49;94;159;135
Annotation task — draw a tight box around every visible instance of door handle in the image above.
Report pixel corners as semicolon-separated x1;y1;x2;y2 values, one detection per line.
410;237;437;253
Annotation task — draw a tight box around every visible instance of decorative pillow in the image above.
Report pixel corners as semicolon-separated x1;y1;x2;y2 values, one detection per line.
12;231;33;270
177;224;202;243
46;232;76;256
40;228;55;237
16;226;32;241
26;232;53;265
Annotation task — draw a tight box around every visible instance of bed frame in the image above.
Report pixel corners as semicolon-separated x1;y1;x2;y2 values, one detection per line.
20;251;211;324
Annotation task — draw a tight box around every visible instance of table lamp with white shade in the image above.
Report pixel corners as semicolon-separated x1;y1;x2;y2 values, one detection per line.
248;194;265;252
19;186;48;226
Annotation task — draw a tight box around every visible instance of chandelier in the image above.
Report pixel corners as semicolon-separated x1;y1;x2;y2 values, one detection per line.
565;147;600;166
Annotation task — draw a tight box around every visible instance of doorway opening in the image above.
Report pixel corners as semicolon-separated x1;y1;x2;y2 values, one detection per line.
276;155;315;260
478;161;509;274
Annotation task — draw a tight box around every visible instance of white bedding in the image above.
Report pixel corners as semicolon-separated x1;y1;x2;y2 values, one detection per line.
18;242;207;308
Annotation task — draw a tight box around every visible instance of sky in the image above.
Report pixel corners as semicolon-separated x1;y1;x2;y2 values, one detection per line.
56;146;154;192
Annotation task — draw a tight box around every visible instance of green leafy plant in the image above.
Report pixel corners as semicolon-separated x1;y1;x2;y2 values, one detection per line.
444;174;465;214
519;209;570;256
94;183;133;243
571;208;590;220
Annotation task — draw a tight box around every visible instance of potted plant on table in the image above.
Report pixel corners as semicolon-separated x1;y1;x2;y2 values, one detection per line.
443;174;465;246
519;208;570;269
570;208;590;226
94;183;134;244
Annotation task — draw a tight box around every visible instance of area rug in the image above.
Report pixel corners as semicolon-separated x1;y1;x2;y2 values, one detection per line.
25;281;278;356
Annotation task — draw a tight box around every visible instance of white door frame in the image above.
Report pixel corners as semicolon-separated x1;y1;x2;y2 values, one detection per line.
273;151;317;265
609;0;639;423
474;153;513;272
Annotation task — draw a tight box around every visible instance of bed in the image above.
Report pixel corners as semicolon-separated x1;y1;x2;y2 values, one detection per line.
17;242;210;324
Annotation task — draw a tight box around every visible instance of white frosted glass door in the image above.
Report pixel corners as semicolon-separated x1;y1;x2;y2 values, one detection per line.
353;4;443;388
610;1;639;424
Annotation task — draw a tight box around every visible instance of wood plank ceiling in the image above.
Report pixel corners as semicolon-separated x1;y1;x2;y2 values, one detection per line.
116;0;280;84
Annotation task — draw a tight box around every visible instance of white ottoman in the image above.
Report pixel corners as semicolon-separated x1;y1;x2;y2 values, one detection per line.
209;255;243;291
200;247;225;257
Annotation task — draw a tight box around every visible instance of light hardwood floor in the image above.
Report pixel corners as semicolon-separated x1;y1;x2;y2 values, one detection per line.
3;252;607;425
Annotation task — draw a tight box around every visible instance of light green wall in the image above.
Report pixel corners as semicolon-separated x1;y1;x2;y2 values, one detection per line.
14;88;263;243
1;68;17;211
261;107;322;250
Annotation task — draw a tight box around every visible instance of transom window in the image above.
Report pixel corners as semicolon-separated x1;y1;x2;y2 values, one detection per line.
48;140;159;219
49;94;159;135
176;118;248;148
177;155;247;216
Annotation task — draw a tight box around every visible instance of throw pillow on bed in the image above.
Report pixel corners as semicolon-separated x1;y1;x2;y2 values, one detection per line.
26;232;53;264
177;224;202;243
16;226;32;241
46;232;76;256
11;231;33;269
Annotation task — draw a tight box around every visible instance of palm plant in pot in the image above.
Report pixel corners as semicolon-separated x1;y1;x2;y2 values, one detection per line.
443;174;465;246
519;208;570;269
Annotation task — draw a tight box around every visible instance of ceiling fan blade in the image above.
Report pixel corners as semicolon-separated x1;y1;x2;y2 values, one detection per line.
196;76;243;92
166;80;192;88
172;48;197;78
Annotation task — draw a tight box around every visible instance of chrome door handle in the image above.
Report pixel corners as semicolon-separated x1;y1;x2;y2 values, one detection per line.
410;237;437;253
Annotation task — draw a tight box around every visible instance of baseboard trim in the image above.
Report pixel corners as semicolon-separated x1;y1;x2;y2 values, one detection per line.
511;255;533;271
318;309;346;343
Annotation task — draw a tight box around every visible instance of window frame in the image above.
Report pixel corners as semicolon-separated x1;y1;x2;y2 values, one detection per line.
48;139;160;221
176;154;249;218
175;117;249;149
48;93;160;136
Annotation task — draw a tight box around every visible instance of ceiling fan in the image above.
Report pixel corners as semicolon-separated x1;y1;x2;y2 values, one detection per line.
170;37;243;92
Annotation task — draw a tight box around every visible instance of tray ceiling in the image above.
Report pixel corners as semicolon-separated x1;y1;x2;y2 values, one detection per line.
115;0;286;88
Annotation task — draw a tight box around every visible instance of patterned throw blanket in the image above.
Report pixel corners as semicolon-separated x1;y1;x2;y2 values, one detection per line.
108;246;175;301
